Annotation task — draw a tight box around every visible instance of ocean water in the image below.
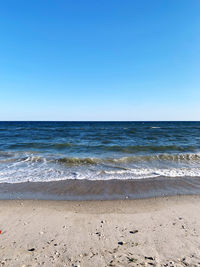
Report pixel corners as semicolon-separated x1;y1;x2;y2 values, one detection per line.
0;121;200;183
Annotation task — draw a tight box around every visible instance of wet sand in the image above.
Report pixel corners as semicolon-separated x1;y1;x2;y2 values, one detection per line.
0;195;200;266
1;176;200;200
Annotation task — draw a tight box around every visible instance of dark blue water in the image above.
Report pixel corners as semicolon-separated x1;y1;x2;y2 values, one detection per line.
0;121;200;183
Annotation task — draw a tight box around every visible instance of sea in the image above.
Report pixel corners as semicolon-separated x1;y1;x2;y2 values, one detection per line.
1;121;200;184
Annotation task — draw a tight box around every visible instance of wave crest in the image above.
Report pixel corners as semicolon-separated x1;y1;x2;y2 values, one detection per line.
1;153;200;165
57;157;100;165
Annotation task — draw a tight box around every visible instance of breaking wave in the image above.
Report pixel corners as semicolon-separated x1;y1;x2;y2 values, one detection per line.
1;153;200;165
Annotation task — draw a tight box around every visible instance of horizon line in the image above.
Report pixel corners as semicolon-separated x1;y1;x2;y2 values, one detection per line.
0;120;200;122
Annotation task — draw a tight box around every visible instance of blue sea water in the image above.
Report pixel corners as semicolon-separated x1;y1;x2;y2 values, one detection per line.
0;121;200;183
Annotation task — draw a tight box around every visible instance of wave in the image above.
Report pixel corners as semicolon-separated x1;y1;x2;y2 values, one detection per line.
107;153;200;163
98;167;200;178
5;140;198;154
0;156;101;165
1;164;200;184
104;145;196;153
8;142;75;150
0;151;17;158
0;155;46;164
43;153;200;165
52;143;74;149
2;153;200;166
57;157;100;165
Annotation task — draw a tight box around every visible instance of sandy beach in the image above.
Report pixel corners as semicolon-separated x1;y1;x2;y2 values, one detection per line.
1;195;200;266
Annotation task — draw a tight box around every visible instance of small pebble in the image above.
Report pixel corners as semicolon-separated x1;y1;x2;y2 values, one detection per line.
28;248;35;252
145;256;154;260
95;232;101;236
130;230;138;234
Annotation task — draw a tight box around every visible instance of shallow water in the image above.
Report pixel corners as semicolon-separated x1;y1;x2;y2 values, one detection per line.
0;121;200;183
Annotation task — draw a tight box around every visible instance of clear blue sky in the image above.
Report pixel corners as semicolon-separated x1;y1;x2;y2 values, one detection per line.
0;0;200;121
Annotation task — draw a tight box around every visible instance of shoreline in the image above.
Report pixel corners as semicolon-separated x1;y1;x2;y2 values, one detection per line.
1;195;200;266
0;176;200;200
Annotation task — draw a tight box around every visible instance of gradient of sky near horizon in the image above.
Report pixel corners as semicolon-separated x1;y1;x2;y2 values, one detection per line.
0;0;200;121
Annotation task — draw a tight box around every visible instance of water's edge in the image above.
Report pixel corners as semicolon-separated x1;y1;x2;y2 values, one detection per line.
1;176;200;200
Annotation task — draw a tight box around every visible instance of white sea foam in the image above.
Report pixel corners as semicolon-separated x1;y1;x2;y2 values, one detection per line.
0;161;200;183
1;151;200;183
97;168;200;179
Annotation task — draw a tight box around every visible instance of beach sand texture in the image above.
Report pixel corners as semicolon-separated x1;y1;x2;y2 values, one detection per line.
0;195;200;267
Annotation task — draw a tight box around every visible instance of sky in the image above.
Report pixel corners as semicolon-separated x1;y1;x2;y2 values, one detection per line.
0;0;200;121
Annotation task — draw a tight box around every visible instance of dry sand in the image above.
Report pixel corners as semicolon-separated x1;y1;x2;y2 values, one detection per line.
0;195;200;266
